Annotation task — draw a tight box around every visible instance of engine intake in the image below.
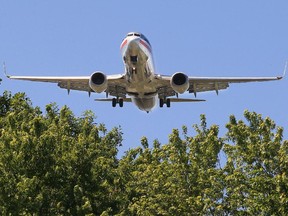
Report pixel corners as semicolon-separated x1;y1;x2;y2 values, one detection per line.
89;71;107;93
171;72;189;94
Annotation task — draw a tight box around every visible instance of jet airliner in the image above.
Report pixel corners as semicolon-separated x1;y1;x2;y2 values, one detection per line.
6;32;284;112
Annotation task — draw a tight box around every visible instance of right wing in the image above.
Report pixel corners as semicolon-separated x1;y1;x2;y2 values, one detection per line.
155;74;284;98
186;76;283;96
155;62;286;98
6;75;91;92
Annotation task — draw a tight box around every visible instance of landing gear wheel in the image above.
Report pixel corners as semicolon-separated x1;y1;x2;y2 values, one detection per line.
159;99;164;108
159;98;171;108
112;98;124;108
166;99;171;108
112;98;117;107
119;98;124;107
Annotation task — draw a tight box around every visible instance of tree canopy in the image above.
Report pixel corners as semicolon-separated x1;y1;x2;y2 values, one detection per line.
0;91;287;215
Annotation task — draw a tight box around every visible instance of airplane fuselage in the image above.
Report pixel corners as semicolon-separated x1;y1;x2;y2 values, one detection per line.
120;32;157;112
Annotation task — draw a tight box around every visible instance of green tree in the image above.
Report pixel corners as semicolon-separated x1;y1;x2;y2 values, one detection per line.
117;115;224;215
0;91;287;215
223;110;288;215
0;92;123;215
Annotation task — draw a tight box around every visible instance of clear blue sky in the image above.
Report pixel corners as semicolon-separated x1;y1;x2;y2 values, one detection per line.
1;1;288;155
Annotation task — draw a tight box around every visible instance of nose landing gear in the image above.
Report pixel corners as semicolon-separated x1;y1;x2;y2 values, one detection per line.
159;98;171;108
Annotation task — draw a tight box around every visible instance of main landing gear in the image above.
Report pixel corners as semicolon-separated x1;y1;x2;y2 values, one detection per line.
112;98;124;107
159;98;171;108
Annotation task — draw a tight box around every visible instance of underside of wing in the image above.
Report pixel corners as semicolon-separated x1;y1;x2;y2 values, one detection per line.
7;75;92;92
187;76;283;95
155;73;283;98
7;74;127;96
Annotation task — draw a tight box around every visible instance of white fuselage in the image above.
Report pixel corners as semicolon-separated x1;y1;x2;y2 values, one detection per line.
120;33;157;112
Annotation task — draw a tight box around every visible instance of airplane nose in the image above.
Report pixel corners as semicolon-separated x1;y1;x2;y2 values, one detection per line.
128;38;140;49
127;38;140;56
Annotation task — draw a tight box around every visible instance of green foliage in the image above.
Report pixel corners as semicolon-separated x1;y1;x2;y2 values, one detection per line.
0;92;287;215
0;91;122;215
223;110;288;215
121;124;224;215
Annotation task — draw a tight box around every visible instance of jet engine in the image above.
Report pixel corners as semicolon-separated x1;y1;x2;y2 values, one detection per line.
170;72;189;94
89;71;108;93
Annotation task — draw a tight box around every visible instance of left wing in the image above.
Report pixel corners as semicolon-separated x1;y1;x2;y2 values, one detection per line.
156;74;284;98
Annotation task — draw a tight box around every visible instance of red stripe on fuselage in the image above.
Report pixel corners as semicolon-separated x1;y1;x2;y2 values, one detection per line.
140;39;152;53
120;39;128;49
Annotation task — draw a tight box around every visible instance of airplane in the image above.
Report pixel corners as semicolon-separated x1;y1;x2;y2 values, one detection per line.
5;32;285;113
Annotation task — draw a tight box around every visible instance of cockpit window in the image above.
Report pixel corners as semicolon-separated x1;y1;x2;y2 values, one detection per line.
126;32;151;47
127;32;140;37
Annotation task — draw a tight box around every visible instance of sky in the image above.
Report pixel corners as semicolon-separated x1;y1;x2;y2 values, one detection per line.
1;1;288;155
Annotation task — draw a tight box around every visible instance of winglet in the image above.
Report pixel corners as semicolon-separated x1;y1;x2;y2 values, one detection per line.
3;62;10;78
281;60;288;79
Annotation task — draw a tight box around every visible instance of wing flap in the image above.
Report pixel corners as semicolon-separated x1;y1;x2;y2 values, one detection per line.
106;85;127;98
188;81;229;93
58;80;91;92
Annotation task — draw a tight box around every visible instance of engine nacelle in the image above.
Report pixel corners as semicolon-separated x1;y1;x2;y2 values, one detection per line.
89;71;108;93
170;72;189;94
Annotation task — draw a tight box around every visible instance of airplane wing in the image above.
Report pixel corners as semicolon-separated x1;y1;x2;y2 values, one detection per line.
6;73;127;96
95;98;206;102
7;73;283;99
156;74;284;98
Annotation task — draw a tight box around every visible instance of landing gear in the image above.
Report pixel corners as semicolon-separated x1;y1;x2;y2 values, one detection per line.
159;98;171;108
160;99;164;108
119;98;124;107
112;98;117;107
166;99;171;108
112;98;124;108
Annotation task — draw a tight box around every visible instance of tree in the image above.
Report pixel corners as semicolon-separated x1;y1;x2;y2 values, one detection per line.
117;115;224;215
0;91;287;215
0;91;123;215
223;110;288;215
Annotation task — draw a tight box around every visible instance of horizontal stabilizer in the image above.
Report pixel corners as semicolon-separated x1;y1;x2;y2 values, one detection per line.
95;98;205;103
169;98;206;102
95;98;132;102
